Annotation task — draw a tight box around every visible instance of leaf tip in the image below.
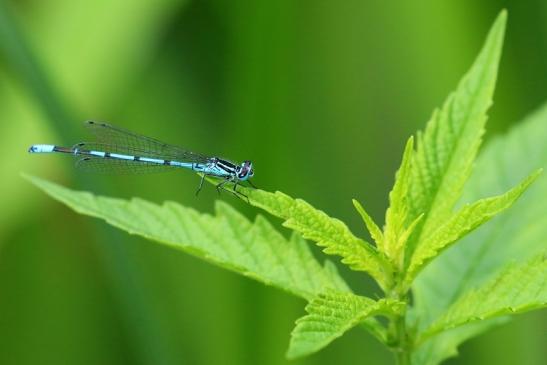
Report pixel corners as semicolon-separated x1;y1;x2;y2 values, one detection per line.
491;9;508;42
522;168;543;189
498;9;508;23
405;135;415;149
493;9;508;30
21;172;48;191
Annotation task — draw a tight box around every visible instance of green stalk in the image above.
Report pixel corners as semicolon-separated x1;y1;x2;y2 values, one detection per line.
387;270;412;364
393;312;411;365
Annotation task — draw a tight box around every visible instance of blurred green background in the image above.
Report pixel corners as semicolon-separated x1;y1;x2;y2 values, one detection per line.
0;0;546;364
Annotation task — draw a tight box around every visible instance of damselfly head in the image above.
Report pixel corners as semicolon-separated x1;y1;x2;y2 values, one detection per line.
238;160;254;181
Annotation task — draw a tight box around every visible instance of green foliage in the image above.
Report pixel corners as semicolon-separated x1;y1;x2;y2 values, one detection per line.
352;199;384;249
404;169;540;287
26;9;547;365
23;174;349;301
246;188;393;290
419;252;546;341
410;100;547;365
287;291;404;359
405;11;506;261
382;137;420;269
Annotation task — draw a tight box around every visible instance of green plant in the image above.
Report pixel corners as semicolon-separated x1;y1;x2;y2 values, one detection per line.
25;11;546;365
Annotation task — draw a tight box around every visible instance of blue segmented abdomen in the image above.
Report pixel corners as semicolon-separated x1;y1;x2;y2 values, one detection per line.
28;144;211;172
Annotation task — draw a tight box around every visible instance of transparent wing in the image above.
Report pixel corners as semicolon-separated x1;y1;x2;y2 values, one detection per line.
75;156;177;174
73;142;179;175
84;120;210;163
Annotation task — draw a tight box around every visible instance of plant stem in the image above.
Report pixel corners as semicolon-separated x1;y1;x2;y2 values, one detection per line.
388;284;412;365
393;313;411;365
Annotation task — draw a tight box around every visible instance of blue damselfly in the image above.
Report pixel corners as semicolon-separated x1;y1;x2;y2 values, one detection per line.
29;121;255;198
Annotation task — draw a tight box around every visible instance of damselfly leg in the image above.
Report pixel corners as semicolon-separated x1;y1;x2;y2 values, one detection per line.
214;178;249;203
232;182;250;203
216;178;229;195
196;174;206;196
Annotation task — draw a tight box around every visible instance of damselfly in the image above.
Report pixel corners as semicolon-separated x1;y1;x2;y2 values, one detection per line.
29;121;255;198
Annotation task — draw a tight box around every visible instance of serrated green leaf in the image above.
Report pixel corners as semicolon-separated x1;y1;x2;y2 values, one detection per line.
286;290;404;359
352;199;384;249
405;169;540;287
419;252;546;342
406;11;506;259
24;174;348;301
383;136;414;266
411;99;547;365
248;189;393;290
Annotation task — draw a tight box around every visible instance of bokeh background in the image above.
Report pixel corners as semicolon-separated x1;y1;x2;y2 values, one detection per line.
0;1;546;364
